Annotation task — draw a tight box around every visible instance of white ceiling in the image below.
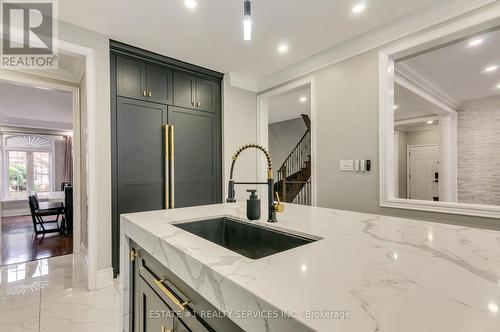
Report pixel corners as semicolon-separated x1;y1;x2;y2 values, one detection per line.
59;0;440;80
394;83;442;120
0;81;73;130
268;85;310;124
401;28;500;105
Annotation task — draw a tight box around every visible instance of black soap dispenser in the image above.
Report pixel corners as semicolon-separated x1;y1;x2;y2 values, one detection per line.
246;189;261;220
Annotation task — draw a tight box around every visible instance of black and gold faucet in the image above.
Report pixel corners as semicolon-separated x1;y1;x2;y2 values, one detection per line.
227;144;284;222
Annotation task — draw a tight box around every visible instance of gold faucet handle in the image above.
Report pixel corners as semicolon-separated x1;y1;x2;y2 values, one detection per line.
274;192;285;213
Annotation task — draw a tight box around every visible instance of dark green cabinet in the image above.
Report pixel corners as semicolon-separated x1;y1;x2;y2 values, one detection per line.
111;44;223;277
195;78;219;113
116;98;167;214
168;106;219;208
173;73;219;113
131;242;244;332
117;56;172;105
116;56;147;101
147;65;172;104
138;278;174;332
173;72;196;109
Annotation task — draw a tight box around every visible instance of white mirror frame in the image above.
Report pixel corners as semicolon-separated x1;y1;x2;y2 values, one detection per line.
379;6;500;219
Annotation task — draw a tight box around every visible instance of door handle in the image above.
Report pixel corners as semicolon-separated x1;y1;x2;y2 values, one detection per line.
154;278;190;311
164;125;170;209
169;125;175;209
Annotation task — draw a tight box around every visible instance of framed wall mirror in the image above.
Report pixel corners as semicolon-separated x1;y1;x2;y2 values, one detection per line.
379;9;500;218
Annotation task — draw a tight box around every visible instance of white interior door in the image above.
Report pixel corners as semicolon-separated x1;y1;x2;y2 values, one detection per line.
408;145;439;201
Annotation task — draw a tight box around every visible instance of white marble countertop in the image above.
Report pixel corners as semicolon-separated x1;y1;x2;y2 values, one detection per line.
120;203;500;332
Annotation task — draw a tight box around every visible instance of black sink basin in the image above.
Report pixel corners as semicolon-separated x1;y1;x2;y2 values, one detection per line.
173;217;318;259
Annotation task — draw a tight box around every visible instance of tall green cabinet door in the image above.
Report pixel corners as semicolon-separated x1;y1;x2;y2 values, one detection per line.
168;106;220;208
116;97;167;214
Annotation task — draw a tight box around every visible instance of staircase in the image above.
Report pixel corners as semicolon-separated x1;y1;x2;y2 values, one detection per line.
274;115;312;205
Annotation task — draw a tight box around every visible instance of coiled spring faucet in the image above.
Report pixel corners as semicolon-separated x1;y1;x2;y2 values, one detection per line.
227;144;284;222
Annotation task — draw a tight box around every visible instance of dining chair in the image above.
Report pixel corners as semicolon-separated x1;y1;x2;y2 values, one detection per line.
28;195;65;236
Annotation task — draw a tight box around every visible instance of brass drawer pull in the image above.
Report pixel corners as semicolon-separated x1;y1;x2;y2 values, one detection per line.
148;91;152;97
143;91;147;97
154;278;189;311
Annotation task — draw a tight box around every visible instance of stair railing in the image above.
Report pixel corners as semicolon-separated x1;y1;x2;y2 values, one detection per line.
276;129;311;203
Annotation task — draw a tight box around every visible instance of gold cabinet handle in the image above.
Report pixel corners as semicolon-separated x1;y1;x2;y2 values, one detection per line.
161;327;172;332
197;101;201;107
164;125;170;209
143;91;147;97
191;101;195;106
129;249;138;262
154;278;189;311
148;91;152;97
169;125;175;209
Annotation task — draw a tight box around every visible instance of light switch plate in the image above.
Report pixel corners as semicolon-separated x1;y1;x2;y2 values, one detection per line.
339;160;354;172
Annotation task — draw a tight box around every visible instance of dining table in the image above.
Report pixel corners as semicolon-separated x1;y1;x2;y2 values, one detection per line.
48;191;65;204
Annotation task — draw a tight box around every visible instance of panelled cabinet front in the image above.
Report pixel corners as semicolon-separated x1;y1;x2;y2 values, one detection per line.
111;45;222;277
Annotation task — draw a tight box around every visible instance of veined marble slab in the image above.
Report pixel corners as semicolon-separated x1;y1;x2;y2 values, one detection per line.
120;203;500;332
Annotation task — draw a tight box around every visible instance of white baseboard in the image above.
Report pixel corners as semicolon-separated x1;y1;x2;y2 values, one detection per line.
96;268;114;289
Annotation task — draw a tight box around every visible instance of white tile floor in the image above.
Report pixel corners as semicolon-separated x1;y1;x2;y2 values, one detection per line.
0;254;120;332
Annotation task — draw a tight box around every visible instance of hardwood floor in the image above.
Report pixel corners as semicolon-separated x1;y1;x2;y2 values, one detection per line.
1;215;72;266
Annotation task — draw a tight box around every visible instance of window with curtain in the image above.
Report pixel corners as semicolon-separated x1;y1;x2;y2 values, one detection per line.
3;134;54;200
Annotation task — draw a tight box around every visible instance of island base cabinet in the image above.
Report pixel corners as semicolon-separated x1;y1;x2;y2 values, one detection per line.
131;242;244;332
138;277;175;332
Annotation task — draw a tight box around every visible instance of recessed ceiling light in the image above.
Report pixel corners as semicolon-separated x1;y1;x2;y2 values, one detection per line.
427;120;434;125
393;105;399;110
352;3;366;14
278;44;289;53
468;38;484;47
484;65;498;73
488;302;498;314
299;96;307;103
184;0;197;9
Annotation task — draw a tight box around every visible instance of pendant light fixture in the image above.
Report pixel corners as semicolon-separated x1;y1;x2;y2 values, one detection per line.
243;0;252;41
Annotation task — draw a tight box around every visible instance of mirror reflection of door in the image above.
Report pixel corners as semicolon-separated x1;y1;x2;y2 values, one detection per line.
408;145;439;201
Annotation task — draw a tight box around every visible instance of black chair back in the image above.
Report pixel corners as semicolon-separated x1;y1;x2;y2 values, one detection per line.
28;195;39;228
61;182;72;191
64;186;73;234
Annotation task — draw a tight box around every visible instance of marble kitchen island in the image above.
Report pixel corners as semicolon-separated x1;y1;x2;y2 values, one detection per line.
120;203;500;332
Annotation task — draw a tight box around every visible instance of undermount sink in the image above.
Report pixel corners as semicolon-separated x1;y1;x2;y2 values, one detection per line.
173;217;319;259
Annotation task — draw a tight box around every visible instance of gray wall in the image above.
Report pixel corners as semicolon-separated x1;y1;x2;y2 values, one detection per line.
396;130;407;198
223;83;258;202
458;97;500;206
405;128;439;146
311;50;499;231
268;118;308;179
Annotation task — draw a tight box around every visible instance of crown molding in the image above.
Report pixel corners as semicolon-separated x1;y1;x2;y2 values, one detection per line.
257;0;497;91
395;62;461;110
226;72;258;93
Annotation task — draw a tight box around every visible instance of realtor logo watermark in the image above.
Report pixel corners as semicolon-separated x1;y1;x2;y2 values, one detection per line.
1;0;58;69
